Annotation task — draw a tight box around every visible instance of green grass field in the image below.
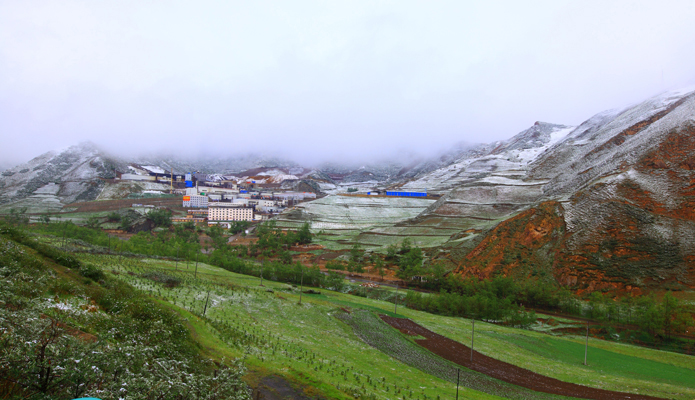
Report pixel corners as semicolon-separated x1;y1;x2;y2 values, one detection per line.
81;253;695;400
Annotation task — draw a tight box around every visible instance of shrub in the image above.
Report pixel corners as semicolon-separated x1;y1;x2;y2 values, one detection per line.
147;208;173;227
79;263;105;281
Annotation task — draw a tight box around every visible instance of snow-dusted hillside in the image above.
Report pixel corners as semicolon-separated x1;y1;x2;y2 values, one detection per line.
0;142;119;212
402;122;574;194
378;122;575;258
530;88;695;197
414;86;695;292
4;85;695;292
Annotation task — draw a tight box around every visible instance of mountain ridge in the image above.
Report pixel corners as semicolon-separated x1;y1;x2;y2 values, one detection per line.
4;86;695;294
425;87;695;292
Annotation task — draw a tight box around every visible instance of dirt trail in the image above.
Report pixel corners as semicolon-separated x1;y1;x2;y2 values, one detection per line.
381;316;664;400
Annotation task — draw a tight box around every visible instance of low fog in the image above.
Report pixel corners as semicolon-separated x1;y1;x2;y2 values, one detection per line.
2;1;695;167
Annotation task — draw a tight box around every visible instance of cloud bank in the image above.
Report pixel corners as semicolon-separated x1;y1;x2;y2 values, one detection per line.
1;0;695;166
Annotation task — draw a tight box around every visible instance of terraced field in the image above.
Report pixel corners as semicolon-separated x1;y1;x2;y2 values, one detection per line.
275;195;442;250
81;253;695;400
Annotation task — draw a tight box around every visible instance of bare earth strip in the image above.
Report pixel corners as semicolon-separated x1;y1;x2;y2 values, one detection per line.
381;316;665;400
62;197;184;213
336;310;569;400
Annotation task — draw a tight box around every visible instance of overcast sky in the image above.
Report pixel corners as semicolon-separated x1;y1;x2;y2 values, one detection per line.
1;0;695;167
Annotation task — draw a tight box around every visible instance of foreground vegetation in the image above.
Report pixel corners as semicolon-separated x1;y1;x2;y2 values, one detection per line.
2;219;695;399
88;252;695;400
21;216;695;354
0;224;250;399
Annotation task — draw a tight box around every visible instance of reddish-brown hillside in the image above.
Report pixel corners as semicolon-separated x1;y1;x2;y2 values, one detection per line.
552;123;695;293
453;201;565;281
437;89;695;293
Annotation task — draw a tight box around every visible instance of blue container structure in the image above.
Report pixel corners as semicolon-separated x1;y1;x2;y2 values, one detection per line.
240;190;248;193
385;191;427;197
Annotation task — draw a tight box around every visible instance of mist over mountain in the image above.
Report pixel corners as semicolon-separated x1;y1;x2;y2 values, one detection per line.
3;85;695;295
3;5;695;399
0;139;480;212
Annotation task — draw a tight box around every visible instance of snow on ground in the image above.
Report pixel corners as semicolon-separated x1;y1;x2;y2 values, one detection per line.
141;165;165;174
128;166;146;175
98;181;172;200
534;87;695;197
268;174;299;183
401;124;576;194
256;169;286;176
277;195;434;231
513;126;574;163
33;182;61;195
478;176;548;186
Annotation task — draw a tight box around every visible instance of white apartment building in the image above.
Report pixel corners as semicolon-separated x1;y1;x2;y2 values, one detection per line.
208;204;253;222
248;199;276;208
183;194;208;208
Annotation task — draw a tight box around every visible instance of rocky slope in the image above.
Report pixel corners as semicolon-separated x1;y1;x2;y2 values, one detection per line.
428;87;695;293
359;122;576;256
0;142;120;212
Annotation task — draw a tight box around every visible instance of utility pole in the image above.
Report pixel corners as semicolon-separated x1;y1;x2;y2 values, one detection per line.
299;267;304;304
584;321;589;365
203;290;210;315
175;247;179;270
394;284;399;315
195;252;199;279
471;319;475;363
260;260;264;286
62;222;67;249
455;369;460;400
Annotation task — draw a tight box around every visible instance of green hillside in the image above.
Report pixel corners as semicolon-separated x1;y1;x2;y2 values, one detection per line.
2;225;694;399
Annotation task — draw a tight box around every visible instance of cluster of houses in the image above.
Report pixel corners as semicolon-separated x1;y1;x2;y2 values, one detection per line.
115;165;318;229
175;184;316;228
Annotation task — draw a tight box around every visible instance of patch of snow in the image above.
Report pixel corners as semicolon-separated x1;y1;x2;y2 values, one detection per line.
141;165;165;174
256;169;285;176
268;174;299;183
127;166;147;175
478;176;547;186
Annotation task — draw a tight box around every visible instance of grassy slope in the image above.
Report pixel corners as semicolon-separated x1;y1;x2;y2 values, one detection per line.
83;254;695;400
381;307;695;399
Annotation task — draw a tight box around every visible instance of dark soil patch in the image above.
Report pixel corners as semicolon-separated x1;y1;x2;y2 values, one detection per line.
253;375;326;400
537;317;563;327
554;327;586;335
313;251;345;262
338;310;565;399
381;316;664;400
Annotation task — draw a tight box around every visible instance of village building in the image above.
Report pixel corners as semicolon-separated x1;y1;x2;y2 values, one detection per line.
208;203;253;222
183;194;208;208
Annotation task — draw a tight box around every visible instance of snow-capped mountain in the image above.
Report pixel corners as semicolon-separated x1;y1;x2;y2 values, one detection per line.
0;142;120;212
411;87;695;292
401;122;574;194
